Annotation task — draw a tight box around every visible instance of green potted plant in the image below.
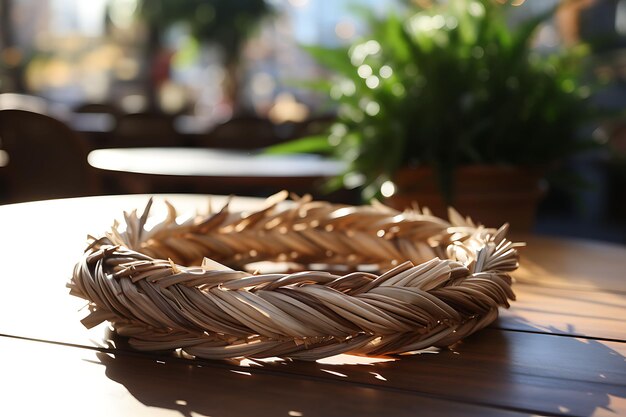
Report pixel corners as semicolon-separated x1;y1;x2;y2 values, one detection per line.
270;0;605;231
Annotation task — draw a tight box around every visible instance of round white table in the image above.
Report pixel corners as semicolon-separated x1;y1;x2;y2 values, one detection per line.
88;147;347;197
88;147;344;178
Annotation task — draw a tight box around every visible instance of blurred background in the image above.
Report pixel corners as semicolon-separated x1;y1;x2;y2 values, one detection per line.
0;0;625;242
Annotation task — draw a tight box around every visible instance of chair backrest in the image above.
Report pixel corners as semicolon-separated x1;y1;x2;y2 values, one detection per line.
292;114;336;139
73;102;121;117
0;109;99;203
111;112;181;147
199;116;280;149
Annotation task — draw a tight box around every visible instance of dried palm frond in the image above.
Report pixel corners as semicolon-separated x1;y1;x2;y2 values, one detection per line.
69;191;521;360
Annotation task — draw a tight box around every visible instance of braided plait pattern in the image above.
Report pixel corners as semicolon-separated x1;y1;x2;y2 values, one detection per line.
69;192;520;360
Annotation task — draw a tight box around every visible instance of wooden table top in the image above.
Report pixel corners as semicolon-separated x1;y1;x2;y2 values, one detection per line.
1;194;624;417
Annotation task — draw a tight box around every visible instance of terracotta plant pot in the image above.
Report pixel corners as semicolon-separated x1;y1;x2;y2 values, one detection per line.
386;166;545;233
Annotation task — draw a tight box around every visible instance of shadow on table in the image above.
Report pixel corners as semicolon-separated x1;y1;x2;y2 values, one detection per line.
485;316;626;416
93;349;466;417
96;350;330;417
97;317;625;417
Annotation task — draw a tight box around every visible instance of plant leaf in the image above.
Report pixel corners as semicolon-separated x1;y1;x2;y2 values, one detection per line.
264;136;332;154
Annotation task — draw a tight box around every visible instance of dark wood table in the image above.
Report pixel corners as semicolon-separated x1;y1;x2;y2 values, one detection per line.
88;148;346;197
1;194;624;416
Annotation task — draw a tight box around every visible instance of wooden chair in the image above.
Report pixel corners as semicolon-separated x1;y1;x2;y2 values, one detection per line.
0;108;100;203
71;102;121;149
111;112;181;147
292;114;336;139
198;115;280;149
73;102;121;118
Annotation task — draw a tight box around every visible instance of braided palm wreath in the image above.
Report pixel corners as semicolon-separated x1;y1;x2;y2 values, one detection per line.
69;191;521;361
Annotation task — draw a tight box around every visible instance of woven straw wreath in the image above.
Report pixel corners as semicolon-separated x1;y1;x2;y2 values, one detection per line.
69;191;521;361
